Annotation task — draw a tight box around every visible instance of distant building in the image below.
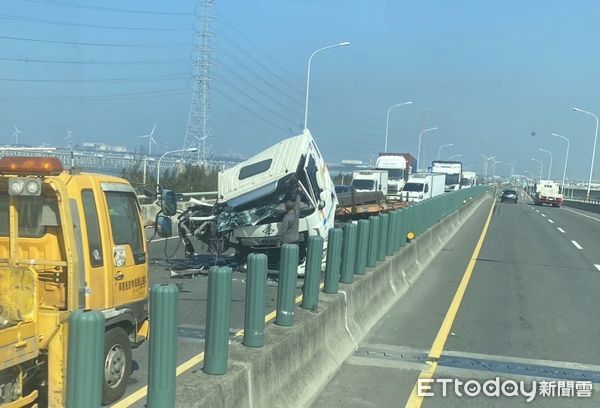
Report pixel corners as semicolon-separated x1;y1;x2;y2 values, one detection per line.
82;142;127;153
341;159;363;165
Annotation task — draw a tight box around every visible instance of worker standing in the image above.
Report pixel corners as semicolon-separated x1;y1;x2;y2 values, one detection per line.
280;188;301;245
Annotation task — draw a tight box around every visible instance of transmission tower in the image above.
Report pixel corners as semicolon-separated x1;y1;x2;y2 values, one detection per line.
183;0;214;162
419;108;431;168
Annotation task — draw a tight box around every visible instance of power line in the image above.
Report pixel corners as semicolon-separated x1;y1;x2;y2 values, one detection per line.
215;12;384;125
22;0;193;16
0;73;188;83
0;34;190;47
213;87;290;134
0;87;190;101
0;13;192;32
213;69;299;124
213;102;288;141
216;47;303;108
0;56;188;65
214;77;297;132
217;39;378;135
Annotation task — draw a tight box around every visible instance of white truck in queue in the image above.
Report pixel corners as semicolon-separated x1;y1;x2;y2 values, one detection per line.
375;153;416;199
461;171;477;188
431;160;463;192
534;180;563;207
401;173;446;202
351;170;389;197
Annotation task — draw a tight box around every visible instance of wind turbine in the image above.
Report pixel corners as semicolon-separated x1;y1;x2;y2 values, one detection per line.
12;124;24;145
138;123;157;156
64;129;74;146
65;129;75;168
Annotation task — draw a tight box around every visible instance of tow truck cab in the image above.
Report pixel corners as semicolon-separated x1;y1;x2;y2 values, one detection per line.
0;157;150;406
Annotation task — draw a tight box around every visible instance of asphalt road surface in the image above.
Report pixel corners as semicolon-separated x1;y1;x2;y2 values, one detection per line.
312;195;600;407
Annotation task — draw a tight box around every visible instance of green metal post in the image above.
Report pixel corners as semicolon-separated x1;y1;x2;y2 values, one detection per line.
324;228;343;294
243;253;267;347
301;236;324;310
398;208;407;248
387;211;398;255
354;219;369;275
422;200;431;230
393;210;401;251
147;284;179;408
367;216;380;267
406;205;415;241
203;266;232;375
66;310;104;408
339;223;357;284
275;244;298;326
416;202;424;234
377;213;389;261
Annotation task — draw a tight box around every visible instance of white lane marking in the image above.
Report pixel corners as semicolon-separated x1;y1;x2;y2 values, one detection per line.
149;236;180;243
563;207;600;223
557;227;565;233
548;219;554;224
535;210;540;213
595;265;600;272
571;240;583;250
541;213;546;217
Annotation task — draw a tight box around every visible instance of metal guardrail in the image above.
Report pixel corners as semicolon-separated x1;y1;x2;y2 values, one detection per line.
136;191;218;200
563;198;600;205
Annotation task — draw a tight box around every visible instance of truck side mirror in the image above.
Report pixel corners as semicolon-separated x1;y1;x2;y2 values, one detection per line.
319;191;328;202
156;214;172;238
161;188;178;216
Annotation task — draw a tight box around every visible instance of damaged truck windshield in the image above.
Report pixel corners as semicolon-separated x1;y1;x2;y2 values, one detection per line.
216;172;314;234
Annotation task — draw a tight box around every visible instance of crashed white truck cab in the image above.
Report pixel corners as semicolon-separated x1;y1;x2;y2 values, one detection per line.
215;130;338;269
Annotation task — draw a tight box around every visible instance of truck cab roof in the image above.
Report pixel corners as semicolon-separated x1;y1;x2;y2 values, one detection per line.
218;130;320;205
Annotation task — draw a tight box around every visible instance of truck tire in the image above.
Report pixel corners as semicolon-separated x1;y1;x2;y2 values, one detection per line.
102;327;132;405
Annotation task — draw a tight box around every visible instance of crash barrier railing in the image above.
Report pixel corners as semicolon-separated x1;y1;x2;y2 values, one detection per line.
137;191;218;201
563;197;600;205
66;186;488;407
562;197;600;215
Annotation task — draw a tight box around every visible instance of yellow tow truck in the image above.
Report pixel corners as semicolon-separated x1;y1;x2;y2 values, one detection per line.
0;156;175;406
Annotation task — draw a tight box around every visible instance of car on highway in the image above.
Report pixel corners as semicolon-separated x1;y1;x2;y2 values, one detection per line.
500;189;518;203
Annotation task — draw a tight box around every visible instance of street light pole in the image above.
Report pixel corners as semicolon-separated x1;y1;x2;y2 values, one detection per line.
531;158;543;181
157;148;198;186
551;133;570;194
573;107;599;200
417;127;438;172
437;143;454;160
303;42;351;130
384;101;413;152
538;148;553;180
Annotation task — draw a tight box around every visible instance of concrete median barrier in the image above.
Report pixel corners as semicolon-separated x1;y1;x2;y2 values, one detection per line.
563;199;600;214
175;192;492;408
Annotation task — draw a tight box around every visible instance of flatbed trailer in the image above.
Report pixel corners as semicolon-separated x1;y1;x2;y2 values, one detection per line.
335;200;407;220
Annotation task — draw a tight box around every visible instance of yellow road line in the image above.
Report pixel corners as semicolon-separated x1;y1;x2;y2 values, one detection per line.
404;199;495;408
113;281;325;407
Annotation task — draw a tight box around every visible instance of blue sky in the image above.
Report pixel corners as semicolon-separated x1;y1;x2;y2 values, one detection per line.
1;0;600;181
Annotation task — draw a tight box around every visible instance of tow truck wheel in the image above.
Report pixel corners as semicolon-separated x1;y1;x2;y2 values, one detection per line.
103;327;132;405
